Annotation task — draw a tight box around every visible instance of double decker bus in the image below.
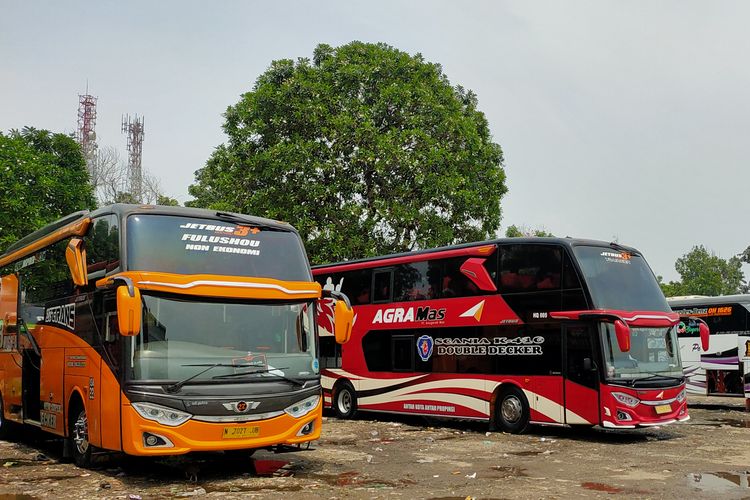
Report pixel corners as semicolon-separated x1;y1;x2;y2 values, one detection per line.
0;204;352;467
313;238;709;433
668;295;750;403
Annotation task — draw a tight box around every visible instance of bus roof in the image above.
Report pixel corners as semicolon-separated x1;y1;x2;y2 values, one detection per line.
312;237;641;270
668;294;750;307
1;204;297;263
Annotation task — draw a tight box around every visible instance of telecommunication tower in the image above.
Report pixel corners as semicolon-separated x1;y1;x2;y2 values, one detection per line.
121;114;145;203
76;93;98;186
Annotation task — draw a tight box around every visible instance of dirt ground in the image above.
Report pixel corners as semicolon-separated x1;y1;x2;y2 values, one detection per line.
0;396;748;499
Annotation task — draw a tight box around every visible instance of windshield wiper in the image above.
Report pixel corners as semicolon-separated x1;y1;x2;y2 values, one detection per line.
212;367;304;386
632;372;683;386
164;363;259;393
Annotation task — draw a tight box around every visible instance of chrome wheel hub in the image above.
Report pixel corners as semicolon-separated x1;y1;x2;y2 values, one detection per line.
73;412;89;454
501;396;522;423
338;390;352;414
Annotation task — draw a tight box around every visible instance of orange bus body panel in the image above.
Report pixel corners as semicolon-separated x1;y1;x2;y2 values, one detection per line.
100;362;122;451
97;272;322;301
0;218;90;269
120;397;322;456
37;328;65;436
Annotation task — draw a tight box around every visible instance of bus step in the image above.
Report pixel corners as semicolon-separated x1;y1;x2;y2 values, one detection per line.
23;419;41;427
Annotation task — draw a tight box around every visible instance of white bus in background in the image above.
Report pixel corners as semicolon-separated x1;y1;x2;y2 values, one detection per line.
668;295;750;404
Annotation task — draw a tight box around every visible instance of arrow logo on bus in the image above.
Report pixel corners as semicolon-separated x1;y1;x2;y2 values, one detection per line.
460;300;485;322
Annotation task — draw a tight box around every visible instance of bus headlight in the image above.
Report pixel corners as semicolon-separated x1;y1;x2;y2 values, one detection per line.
612;392;640;408
284;395;320;419
676;389;687;403
132;402;192;426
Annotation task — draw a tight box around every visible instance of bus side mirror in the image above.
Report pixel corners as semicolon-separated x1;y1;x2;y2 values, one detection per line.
117;285;142;336
65;238;88;287
334;299;353;344
699;321;710;351
614;319;631;352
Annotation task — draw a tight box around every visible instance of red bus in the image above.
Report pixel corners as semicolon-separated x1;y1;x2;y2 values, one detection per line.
313;238;709;432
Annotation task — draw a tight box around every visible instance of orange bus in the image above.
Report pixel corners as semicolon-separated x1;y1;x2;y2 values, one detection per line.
0;204;352;467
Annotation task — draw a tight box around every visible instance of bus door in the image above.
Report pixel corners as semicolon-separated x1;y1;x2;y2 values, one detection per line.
0;274;23;421
21;342;41;422
563;324;600;425
17;280;42;424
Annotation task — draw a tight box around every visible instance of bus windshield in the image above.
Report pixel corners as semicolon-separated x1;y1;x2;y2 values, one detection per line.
573;246;669;311
126;214;311;281
128;295;318;384
600;324;682;382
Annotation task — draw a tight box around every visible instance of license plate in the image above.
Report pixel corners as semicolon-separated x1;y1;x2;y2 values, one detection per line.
654;404;672;415
222;426;260;439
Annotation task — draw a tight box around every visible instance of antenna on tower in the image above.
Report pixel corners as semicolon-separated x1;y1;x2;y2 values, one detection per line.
76;91;98;187
121;114;145;203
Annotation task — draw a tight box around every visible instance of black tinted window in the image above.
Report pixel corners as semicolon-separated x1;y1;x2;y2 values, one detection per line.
87;215;120;277
127;215;311;281
500;245;563;292
373;269;393;303
394;261;440;302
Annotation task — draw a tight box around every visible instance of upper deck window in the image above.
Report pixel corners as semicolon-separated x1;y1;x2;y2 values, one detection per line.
573;245;669;312
126;215;311;281
499;245;563;293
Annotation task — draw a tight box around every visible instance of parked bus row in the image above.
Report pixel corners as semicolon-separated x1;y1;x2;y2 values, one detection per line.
0;205;718;468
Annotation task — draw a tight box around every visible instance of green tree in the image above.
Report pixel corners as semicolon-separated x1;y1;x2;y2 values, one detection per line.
659;245;746;297
157;195;180;206
505;224;554;238
188;42;507;263
0;127;96;252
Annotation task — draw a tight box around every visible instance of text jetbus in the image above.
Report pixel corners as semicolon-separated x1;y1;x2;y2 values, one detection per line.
668;295;749;405
0;204;352;467
313;238;709;433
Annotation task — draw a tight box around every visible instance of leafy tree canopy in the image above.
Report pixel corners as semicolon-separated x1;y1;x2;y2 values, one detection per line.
157;195;180;206
505;224;554;238
658;245;746;297
188;41;507;263
0;127;96;253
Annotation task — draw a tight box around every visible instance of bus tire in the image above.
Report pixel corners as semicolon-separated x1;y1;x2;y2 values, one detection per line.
495;386;530;434
333;382;357;419
0;395;12;440
69;399;93;468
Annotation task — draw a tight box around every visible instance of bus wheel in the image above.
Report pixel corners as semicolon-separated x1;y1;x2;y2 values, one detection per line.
70;404;93;468
334;382;357;419
495;387;530;434
0;395;11;440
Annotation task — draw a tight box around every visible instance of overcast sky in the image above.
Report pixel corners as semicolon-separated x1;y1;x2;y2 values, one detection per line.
2;1;748;280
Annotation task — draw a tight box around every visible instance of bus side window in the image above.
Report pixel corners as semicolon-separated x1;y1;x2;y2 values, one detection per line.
319;335;341;368
341;270;373;305
499;245;562;293
391;335;414;371
372;269;393;303
87;214;121;281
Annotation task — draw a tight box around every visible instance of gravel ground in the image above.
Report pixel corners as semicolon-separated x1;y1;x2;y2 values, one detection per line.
0;396;747;499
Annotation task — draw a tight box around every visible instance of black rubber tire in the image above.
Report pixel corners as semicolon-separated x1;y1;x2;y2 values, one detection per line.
495;386;530;434
70;402;93;468
333;382;357;419
0;395;12;440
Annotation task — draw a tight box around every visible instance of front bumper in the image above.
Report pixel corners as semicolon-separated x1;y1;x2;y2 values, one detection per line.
121;400;322;456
